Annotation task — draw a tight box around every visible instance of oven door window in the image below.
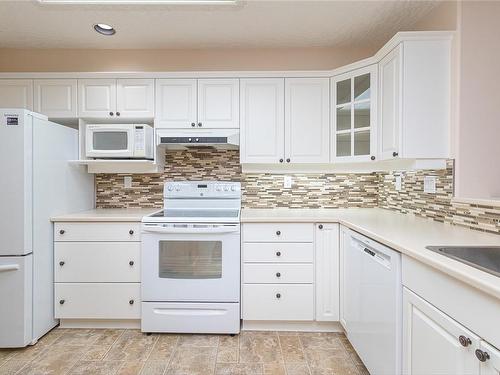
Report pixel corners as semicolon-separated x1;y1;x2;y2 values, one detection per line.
93;131;128;150
159;241;222;279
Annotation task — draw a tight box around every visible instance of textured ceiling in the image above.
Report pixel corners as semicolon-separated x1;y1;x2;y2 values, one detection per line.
0;0;439;49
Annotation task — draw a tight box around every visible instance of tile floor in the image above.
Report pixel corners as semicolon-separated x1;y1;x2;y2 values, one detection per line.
0;329;369;375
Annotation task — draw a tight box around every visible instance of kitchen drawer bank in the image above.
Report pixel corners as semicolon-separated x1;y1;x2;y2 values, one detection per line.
51;209;155;329
241;222;340;332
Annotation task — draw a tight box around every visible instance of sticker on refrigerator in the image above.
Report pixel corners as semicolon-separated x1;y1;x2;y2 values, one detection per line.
5;115;19;126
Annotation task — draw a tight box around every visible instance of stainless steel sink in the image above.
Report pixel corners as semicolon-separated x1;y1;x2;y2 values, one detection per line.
426;246;500;277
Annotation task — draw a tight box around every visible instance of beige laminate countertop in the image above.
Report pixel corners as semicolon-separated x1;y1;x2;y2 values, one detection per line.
51;208;160;222
241;208;500;300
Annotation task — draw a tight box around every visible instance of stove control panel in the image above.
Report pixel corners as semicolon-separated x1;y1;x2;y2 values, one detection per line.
164;181;241;198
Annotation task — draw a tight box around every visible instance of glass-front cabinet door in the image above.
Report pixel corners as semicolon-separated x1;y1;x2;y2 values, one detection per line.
331;65;377;162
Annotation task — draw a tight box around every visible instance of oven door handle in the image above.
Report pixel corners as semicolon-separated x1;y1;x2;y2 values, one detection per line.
142;225;239;234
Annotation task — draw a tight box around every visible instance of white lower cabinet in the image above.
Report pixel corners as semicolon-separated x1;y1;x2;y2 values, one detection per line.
480;341;500;375
403;287;480;375
242;284;313;321
315;223;339;321
53;221;141;327
55;283;141;319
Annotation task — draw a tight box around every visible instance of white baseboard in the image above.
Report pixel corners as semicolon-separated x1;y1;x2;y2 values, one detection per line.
242;320;343;332
59;319;141;329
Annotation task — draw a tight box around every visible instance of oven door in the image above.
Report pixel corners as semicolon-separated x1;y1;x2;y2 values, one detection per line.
141;223;240;303
85;125;134;158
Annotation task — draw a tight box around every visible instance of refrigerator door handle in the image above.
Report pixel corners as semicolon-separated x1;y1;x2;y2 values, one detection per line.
0;264;20;272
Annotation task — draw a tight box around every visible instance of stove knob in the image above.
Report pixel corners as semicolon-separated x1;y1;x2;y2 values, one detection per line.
175;186;181;192
224;186;229;191
230;185;236;192
188;138;192;142
167;186;173;191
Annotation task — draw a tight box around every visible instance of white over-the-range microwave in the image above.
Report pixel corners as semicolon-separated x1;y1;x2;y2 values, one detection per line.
85;124;154;159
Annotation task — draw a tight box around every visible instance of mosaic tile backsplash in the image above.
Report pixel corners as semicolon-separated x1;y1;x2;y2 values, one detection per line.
95;151;500;234
378;160;500;234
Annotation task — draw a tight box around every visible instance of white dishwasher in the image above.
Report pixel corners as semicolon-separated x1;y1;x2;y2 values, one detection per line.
341;227;402;375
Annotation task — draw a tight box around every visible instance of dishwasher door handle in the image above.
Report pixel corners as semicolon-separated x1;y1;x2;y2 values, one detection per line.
363;248;376;257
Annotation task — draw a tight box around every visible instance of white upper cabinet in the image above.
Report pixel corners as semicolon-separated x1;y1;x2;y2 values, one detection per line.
331;65;377;162
240;78;285;164
0;79;33;110
403;287;481;375
78;79;116;118
155;78;239;129
197;79;239;129
379;45;402;160
378;38;451;160
315;223;339;322
155;79;197;128
79;79;154;119
34;79;77;118
116;79;155;118
285;78;330;163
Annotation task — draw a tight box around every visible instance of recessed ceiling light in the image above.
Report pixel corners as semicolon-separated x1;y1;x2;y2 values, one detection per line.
94;23;116;36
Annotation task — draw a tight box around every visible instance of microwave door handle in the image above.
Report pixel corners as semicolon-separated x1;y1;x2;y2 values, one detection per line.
142;226;239;234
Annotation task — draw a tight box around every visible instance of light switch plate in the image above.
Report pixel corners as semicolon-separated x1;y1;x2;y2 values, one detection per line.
424;176;437;193
395;175;402;191
124;176;132;189
284;176;292;189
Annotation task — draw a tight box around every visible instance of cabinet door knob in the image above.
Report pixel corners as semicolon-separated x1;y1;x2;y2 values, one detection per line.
276;230;281;236
318;224;323;229
197;122;202;127
276;272;281;278
191;122;196;127
279;159;284;163
129;229;134;235
475;349;490;362
59;299;65;305
59;261;65;266
129;299;135;305
371;155;376;161
59;229;65;235
116;112;120;116
392;151;399;157
129;260;134;266
459;335;472;347
286;158;291;163
276;293;281;299
109;112;114;116
276;251;281;257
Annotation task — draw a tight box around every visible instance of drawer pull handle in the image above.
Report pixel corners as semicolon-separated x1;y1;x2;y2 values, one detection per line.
276;251;281;257
59;229;65;235
318;224;323;229
129;229;134;235
129;299;135;305
129;260;134;266
276;293;281;299
59;261;65;266
276;272;281;278
276;230;281;236
59;299;65;305
475;349;490;362
459;335;472;347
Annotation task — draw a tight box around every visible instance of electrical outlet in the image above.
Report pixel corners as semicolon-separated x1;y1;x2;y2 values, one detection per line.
395;175;402;191
284;176;292;189
424;176;437;193
124;176;132;189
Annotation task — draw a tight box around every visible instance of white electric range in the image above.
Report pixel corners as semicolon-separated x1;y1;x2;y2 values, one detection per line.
141;181;241;334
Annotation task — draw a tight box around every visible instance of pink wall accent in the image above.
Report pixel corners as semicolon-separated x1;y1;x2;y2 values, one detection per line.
455;1;500;199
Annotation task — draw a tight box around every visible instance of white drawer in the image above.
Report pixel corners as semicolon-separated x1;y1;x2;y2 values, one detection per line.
54;222;141;242
243;264;313;284
55;242;140;282
54;283;140;319
242;284;313;321
243;223;314;243
243;243;313;263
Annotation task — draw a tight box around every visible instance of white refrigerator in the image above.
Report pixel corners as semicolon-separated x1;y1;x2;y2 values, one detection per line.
0;109;94;348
